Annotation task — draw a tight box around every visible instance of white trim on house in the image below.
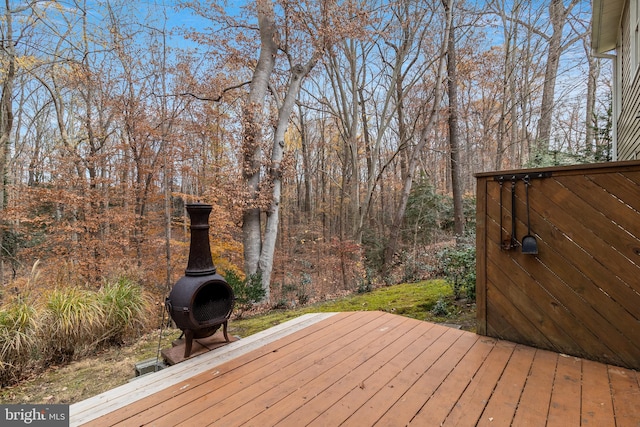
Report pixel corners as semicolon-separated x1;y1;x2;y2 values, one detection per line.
592;0;633;161
592;0;625;54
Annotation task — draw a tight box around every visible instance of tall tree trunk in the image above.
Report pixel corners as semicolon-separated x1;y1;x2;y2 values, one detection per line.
446;0;464;238
242;1;319;300
260;62;315;299
584;32;598;158
324;40;361;243
536;0;579;155
298;104;312;217
241;0;278;287
0;0;17;285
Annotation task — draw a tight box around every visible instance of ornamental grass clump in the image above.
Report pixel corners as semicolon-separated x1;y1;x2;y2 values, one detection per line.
0;298;38;385
40;287;104;363
0;273;152;386
97;278;149;346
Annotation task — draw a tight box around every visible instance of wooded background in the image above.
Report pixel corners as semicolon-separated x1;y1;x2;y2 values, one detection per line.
0;0;608;304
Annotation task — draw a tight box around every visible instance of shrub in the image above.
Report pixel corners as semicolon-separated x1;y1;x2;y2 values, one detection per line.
271;279;300;309
297;273;312;305
437;243;476;301
0;276;152;385
431;297;450;317
362;229;386;274
357;267;374;294
404;176;445;245
224;270;265;318
399;251;431;283
0;298;38;385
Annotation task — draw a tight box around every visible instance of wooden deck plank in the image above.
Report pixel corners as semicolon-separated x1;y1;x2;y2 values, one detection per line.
609;365;640;426
117;312;367;422
339;328;474;426
70;311;640;427
71;312;340;426
511;348;557;426
546;354;582;427
197;313;411;426
476;344;536;426
441;339;516;426
88;312;355;427
373;331;482;426
581;359;615;426
227;314;421;426
254;317;431;426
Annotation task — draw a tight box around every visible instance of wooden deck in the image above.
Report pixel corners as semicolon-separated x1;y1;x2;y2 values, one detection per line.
70;311;640;426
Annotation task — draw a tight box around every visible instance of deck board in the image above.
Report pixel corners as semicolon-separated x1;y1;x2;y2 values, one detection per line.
547;354;583;426
372;331;480;427
257;316;427;426
303;321;446;427
477;344;536;426
581;359;616;426
511;348;556;426
70;311;640;427
191;312;402;426
609;366;640;427
442;340;516;426
71;312;340;426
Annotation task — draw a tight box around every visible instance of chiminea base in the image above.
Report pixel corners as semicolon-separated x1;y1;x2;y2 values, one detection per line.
162;329;235;366
183;321;230;358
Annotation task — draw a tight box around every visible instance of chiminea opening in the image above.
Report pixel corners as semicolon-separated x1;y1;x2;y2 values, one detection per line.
166;202;235;358
192;282;233;323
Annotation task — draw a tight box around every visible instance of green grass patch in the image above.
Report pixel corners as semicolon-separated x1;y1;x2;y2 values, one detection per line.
228;279;455;337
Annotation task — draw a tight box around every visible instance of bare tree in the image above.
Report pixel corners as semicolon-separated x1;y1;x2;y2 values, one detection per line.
384;0;452;273
0;0;18;283
240;0;363;299
0;1;41;283
583;27;598;158
445;0;464;238
535;0;581;155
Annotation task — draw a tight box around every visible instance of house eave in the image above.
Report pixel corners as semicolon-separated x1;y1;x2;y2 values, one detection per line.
592;0;625;53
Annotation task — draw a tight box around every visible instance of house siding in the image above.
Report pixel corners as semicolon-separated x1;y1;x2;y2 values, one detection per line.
618;1;640;159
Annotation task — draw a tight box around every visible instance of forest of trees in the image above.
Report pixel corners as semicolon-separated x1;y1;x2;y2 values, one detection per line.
0;0;609;305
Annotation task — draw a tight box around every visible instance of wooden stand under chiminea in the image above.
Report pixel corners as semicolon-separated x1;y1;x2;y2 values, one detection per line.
164;202;235;362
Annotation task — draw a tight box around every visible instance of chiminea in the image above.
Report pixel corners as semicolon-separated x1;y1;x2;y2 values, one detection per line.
166;202;235;358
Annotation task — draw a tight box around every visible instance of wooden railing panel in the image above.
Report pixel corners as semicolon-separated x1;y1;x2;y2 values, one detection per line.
486;224;616;363
476;161;640;370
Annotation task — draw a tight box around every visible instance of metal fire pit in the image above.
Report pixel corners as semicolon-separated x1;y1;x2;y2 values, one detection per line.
166;202;235;358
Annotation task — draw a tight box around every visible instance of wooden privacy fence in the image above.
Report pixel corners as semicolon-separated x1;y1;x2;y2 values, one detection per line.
475;160;640;370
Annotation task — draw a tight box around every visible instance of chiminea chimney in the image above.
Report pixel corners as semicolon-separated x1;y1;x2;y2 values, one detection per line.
184;203;217;276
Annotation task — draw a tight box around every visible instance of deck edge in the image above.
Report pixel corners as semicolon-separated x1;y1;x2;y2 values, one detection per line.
69;312;338;426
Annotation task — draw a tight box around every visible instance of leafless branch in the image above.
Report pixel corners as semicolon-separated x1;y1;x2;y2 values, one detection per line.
176;81;252;102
